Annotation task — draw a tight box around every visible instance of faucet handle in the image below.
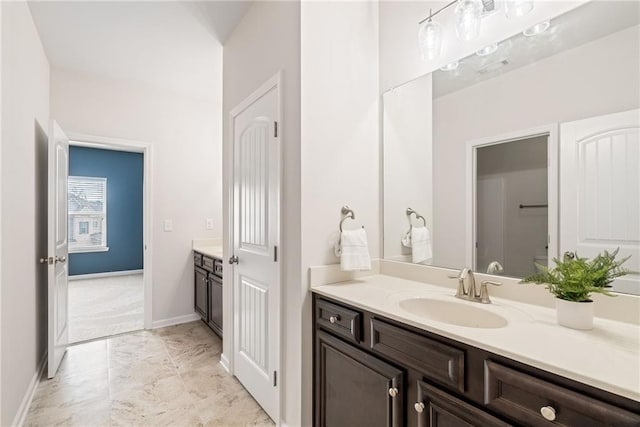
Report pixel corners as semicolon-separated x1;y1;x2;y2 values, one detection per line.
479;280;502;304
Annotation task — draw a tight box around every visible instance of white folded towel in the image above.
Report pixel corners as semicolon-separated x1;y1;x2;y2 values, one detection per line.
410;226;432;264
336;228;371;271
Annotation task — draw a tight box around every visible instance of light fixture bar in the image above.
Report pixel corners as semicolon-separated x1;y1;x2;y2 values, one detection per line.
419;0;458;25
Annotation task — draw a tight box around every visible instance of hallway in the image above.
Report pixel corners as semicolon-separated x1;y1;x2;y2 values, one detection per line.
25;322;273;426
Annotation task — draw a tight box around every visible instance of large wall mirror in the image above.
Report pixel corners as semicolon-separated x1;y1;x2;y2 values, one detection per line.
383;1;640;295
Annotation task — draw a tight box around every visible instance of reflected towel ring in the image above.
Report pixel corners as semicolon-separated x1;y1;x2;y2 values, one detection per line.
406;207;427;230
339;206;356;232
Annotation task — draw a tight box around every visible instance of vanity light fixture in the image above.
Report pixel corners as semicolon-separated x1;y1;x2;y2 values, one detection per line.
523;20;550;36
505;0;534;19
455;0;484;41
476;43;499;56
419;13;443;60
440;61;460;71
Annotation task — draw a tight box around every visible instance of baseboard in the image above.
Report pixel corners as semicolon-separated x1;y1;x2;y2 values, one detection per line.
68;269;143;281
220;353;231;374
12;352;47;427
151;313;200;329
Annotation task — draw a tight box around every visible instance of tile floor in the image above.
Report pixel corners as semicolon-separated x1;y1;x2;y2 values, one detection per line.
69;274;144;343
25;321;273;426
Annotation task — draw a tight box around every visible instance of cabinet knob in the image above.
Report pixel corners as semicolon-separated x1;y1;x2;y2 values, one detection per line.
329;315;340;324
540;406;556;421
388;387;398;398
414;402;425;413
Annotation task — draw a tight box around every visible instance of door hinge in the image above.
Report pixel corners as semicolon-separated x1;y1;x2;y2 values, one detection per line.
274;121;278;138
273;370;277;387
274;246;278;262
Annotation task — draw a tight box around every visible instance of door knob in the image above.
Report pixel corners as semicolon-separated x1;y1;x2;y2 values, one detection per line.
39;257;53;265
228;255;239;265
55;256;67;263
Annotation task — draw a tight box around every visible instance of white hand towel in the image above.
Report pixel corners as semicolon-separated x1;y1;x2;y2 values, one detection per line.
410;226;432;264
338;228;371;271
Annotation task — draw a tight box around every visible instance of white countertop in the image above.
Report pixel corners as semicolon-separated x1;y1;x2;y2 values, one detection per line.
312;275;640;402
193;245;223;260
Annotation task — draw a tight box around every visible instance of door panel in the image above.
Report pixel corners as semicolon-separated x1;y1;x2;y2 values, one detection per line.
48;120;69;378
560;109;639;294
233;84;280;421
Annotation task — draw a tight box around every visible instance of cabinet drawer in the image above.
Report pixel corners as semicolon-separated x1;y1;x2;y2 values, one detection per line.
416;380;510;427
315;298;362;343
214;259;223;277
193;252;203;266
484;360;640;426
202;256;215;272
370;319;465;393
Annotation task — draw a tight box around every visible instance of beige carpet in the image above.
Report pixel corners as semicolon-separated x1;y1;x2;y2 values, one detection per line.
68;273;144;343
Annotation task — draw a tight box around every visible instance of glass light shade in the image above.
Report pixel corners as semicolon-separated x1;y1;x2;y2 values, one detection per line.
418;19;443;60
455;0;483;41
505;0;534;19
440;61;459;71
523;20;550;36
476;43;498;56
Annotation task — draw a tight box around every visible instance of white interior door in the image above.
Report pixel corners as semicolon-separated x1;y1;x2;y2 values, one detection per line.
47;120;70;378
560;109;639;294
232;85;280;420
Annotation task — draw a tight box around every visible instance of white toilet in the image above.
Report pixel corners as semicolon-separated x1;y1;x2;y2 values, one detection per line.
533;255;548;270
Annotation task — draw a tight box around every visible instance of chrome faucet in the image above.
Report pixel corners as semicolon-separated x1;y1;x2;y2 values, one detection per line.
448;267;502;304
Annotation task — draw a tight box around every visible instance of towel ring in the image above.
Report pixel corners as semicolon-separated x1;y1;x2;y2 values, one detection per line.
406;208;427;230
339;206;356;232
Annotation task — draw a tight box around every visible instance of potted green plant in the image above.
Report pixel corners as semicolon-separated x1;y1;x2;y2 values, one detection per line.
521;249;630;330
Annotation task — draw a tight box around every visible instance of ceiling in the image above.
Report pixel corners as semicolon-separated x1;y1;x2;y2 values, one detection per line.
28;1;252;100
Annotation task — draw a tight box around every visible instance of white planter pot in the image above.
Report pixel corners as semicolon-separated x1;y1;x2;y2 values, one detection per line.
555;298;594;330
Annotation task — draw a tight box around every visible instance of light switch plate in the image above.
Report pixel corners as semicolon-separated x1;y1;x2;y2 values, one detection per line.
163;219;173;232
206;218;214;230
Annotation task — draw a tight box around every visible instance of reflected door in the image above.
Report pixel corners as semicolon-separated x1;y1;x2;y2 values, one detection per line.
560;109;640;294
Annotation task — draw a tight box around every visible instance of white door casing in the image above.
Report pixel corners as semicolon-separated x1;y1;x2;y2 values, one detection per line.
231;78;280;421
47;120;70;378
560;109;640;294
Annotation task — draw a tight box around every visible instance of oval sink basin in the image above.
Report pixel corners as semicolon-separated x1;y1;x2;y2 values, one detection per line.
399;298;508;329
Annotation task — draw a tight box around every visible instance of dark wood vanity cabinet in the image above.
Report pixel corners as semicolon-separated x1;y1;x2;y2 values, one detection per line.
312;294;640;427
194;252;223;337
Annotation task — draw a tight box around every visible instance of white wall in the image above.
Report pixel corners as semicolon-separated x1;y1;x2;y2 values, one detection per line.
50;66;223;324
301;2;379;424
1;2;50;424
383;74;432;261
431;25;640;269
222;2;301;425
379;1;585;91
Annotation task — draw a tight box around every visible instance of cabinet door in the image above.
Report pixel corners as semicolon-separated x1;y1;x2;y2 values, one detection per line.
194;267;208;320
415;381;510;427
315;331;404;427
208;276;223;336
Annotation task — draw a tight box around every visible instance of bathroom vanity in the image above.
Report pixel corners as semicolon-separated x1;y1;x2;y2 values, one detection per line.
311;277;640;427
194;250;223;337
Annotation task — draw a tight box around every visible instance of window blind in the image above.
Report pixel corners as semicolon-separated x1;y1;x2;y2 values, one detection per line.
68;176;107;252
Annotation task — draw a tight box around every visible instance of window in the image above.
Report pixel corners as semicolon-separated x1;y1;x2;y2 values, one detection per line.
78;221;89;234
68;176;108;253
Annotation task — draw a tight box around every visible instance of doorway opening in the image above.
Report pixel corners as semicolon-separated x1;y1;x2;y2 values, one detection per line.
66;137;151;343
468;125;558;278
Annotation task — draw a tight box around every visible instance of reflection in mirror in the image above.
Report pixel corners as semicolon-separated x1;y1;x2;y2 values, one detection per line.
382;1;640;294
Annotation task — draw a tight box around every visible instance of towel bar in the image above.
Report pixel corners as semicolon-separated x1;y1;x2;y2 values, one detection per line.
339;206;356;232
406;207;427;228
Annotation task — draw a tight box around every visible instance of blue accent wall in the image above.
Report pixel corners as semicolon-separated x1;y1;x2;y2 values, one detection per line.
69;146;143;275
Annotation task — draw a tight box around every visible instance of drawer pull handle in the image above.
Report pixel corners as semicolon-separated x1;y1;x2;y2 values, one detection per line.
540;406;556;421
388;387;398;398
414;402;425;413
329;315;340;324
